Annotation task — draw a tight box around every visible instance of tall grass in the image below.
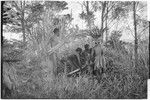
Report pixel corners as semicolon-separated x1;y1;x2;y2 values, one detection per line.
8;41;148;99
3;8;148;99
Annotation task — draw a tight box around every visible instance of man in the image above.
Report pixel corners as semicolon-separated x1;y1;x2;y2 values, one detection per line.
67;54;79;71
83;44;96;75
66;47;84;71
75;47;85;73
83;44;91;62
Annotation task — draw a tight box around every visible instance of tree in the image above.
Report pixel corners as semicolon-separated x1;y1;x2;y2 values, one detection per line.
91;1;118;41
3;1;69;47
133;1;138;69
2;1;44;46
79;1;95;29
44;1;68;12
100;1;107;42
2;1;14;25
25;1;69;78
109;1;148;69
105;2;109;42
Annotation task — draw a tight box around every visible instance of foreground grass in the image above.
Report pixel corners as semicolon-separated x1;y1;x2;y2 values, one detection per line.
3;42;148;99
8;66;147;99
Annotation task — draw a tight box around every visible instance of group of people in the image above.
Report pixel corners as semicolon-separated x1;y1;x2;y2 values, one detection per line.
75;44;95;74
61;43;104;78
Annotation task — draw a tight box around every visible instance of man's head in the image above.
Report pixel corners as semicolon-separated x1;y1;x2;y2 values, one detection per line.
76;47;82;54
53;28;59;36
84;44;90;50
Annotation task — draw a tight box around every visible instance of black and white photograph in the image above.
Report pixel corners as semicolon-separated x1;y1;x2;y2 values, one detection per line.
1;1;149;99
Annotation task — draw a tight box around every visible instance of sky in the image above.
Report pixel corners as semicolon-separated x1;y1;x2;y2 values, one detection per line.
3;1;148;42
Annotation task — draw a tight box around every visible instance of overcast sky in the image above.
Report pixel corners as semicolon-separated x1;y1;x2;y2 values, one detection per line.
3;1;148;42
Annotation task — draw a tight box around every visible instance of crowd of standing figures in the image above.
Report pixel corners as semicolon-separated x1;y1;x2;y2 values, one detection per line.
60;43;106;82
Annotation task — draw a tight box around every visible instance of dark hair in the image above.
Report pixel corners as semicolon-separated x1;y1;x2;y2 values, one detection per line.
76;47;82;53
53;28;59;36
84;44;89;49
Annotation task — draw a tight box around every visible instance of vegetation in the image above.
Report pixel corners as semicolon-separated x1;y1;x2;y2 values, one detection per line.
2;1;149;99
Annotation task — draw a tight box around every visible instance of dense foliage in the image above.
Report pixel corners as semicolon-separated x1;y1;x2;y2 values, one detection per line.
2;1;148;99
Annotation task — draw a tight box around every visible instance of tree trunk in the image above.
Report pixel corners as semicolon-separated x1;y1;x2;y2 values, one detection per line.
86;1;91;29
21;17;26;45
100;1;106;42
21;1;26;46
105;2;109;42
86;1;89;15
133;1;138;68
98;1;106;70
